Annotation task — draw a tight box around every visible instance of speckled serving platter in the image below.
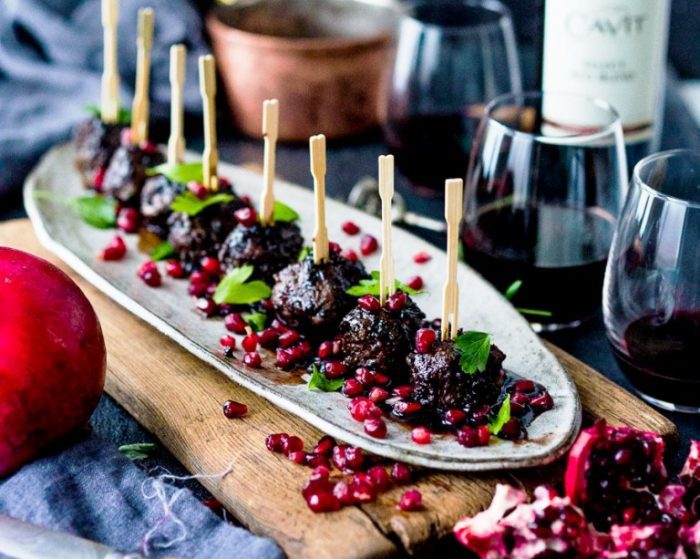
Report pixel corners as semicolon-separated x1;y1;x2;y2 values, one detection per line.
24;143;581;471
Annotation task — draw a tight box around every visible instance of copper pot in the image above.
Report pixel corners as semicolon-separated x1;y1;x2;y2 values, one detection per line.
206;0;398;142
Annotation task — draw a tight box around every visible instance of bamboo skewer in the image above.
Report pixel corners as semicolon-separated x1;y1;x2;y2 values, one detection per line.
378;155;395;306
260;99;279;226
130;7;153;144
100;0;120;124
199;55;218;192
310;134;329;264
167;44;186;165
441;178;463;340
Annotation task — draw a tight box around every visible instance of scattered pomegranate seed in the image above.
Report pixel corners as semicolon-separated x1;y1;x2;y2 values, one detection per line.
373;373;390;385
265;433;286;453
201;497;223;513
391;462;412;484
393;401;422;416
288;450;308;464
458;426;490;447
411;426;432;445
200;256;220;275
342;221;360;235
101;235;127;261
187;180;208;199
234;206;258;227
323;361;347;379
137;261;161;287
242;332;258;352
360;234;379;256
406;275;424;290
350;474;376;503
313;435;336;456
258;328;279;348
414;328;436;353
514;379;536;393
386;291;408;312
348;397;381;422
333;481;354;506
278;330;300;348
224;313;247;334
342;249;358;261
364;418;387;438
476;425;491;446
243;351;262;368
368;466;391;491
282;435;304;456
306;492;341;513
222;400;248;418
196;298;217;316
309;466;331;483
399;489;423;511
190;270;209;284
342;378;364;398
328;242;341;254
344;446;365;470
368;387;389;403
218;176;232;189
220;335;236;352
510;392;530;411
443;409;467;427
261;298;274;311
530;392;554;412
271;319;290;333
275;348;294;369
116;207;139;233
392;385;413;399
413;251;431;264
355;367;375;386
305;453;330;469
188;281;208;297
317;340;334;359
357;294;381;312
165;260;185;278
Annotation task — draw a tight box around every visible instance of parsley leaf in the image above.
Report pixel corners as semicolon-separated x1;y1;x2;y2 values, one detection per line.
454;331;492;375
502;280;553;317
346;270;424;297
147;162;204;184
118;442;157;460
488;395;511;435
170;191;235;216
151;241;175;261
243;311;267;332
271;201;299;223
84;104;132;126
33;191;117;229
504;280;522;301
213;266;271;305
307;365;344;392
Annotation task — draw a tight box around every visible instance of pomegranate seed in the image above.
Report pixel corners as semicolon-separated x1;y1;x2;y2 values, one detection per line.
138;260;157;277
222;400;248;418
357;295;380;312
392;385;413;399
368;466;391;491
331;445;349;470
140;140;157;153
306;453;330;469
350;475;376;503
355;368;375;386
530;391;554;412
309;465;331;482
348;397;381;422
201;497;222;512
242;332;258;352
261;298;274;310
406;275;424;290
196;298;217;316
275;348;294;369
265;433;286;453
342;221;360;235
138;262;161;287
218;176;231;189
200;256;220;275
391;462;412;484
514;379;536;393
499;418;523;440
317;341;334;359
188;282;206;297
373;373;390;385
206;282;218;297
288;450;308;464
471;404;491;424
243;351;262;368
306;492;340;513
476;425;491;446
457;427;481;448
510;392;530;413
443;409;467;427
399;489;423;511
258;328;279;348
190;270;209;285
271;319;290;333
394;401;421;416
282;435;304;456
386;291;408;312
313;435;336;456
344;446;365;471
333;481;354;506
360;234;379;256
368;387;389;403
342;378;364;397
224;313;247;334
93;166;106;190
117;208;139;233
413;251;431;264
414;328;436;353
509;401;527;416
364;418;387;438
165;260;185;278
220;335;236;349
101;235;127;261
290;341;311;359
234;206;258;227
278;330;300;348
342;249;358;261
328;241;341;254
323;361;347;379
187;180;208;199
302;476;330;499
411;426;431;445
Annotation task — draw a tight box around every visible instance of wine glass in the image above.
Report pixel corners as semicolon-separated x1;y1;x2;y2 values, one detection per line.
462;91;628;331
383;0;521;197
604;149;700;413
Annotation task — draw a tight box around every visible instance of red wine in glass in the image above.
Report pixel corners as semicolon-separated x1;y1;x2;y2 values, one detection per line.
611;311;700;409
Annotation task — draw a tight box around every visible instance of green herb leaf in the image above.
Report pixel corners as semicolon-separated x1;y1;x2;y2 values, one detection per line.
171;191;235;217
147;162;204;184
307;365;344;392
118;442;157;460
243;311;267;332
84;104;132;126
454;331;492;375
34;191;117;229
272;200;299;223
346;270;424;297
504;280;523;301
298;246;312;261
488;395;511;435
151;241;175;261
517;307;554;317
213;266;270;305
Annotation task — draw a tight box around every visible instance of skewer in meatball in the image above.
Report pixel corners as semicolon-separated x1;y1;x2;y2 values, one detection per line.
74;117;124;189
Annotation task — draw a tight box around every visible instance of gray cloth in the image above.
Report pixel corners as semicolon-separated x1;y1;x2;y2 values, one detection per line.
0;0;208;195
0;435;284;559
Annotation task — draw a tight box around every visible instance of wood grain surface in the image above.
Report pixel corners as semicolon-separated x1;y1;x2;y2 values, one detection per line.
1;219;678;559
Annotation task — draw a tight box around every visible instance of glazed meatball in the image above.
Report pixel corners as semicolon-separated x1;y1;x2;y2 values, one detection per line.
271;252;367;333
408;338;505;413
218;222;304;282
73;117;123;188
140;175;185;238
338;293;424;376
101;142;164;206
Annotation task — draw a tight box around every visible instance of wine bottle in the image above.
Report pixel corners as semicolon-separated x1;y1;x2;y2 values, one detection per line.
541;0;671;170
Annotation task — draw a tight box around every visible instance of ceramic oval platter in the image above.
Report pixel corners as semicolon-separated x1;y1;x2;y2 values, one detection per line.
24;143;581;472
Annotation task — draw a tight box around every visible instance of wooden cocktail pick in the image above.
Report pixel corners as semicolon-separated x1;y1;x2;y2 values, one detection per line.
310;134;329;264
199;54;218;191
100;0;120;124
441;178;463;340
130;7;153;144
260;99;279;226
167;44;186;165
378;155;395;306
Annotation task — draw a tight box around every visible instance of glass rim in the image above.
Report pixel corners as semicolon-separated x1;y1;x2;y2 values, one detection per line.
484;90;623;145
403;0;512;34
634;149;700;209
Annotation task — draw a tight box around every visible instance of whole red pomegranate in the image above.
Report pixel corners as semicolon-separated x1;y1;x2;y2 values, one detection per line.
0;248;106;476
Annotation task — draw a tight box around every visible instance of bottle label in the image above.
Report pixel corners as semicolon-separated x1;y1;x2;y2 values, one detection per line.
542;0;669;139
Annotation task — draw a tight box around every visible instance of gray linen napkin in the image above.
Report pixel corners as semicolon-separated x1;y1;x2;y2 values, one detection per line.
0;435;284;559
0;0;208;195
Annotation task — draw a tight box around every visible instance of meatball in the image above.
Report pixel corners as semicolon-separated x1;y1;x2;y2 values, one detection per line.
101;142;164;206
338;295;424;376
271;252;367;333
73;117;123;188
140;175;185;238
218;222;303;282
408;338;505;413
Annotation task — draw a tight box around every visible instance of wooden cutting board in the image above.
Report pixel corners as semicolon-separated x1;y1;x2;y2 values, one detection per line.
1;219;677;559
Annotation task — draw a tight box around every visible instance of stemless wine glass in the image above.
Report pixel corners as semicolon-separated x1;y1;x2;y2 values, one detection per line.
462;91;628;331
604;150;700;413
383;0;521;197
